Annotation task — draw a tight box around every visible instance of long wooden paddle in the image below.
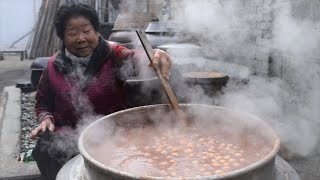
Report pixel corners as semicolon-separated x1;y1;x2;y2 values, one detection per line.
136;30;188;126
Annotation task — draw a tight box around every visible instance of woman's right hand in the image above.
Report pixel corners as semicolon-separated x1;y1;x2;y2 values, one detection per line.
30;118;55;140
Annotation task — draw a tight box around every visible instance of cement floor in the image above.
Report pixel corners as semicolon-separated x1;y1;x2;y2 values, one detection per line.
0;55;32;93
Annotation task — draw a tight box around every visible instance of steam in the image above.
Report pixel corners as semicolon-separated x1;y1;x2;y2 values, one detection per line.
171;0;253;64
169;0;320;158
266;2;319;157
45;62;105;159
273;4;320;59
45;1;320;172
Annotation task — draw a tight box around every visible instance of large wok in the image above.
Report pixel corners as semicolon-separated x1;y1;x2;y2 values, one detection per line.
78;104;280;180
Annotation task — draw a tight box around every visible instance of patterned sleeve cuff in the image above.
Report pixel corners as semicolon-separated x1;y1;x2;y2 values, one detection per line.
37;112;54;123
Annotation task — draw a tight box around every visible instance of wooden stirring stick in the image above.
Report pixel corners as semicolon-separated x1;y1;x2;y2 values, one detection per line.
136;30;188;126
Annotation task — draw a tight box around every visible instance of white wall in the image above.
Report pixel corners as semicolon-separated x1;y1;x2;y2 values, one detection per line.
0;0;42;48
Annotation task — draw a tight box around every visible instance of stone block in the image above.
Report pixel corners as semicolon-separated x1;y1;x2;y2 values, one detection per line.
255;51;270;62
256;37;271;46
254;29;263;37
256;6;264;14
252;59;269;75
262;12;273;21
254;0;264;6
0;86;41;179
262;29;272;39
291;0;313;19
269;53;285;77
256;20;272;29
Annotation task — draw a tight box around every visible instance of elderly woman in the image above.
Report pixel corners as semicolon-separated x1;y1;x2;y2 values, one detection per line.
30;2;171;179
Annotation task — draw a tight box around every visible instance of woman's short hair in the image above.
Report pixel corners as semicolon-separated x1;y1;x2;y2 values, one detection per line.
54;2;100;40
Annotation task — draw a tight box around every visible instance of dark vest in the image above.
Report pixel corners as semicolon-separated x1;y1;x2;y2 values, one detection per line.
46;52;127;127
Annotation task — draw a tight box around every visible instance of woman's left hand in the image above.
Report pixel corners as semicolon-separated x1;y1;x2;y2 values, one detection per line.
151;49;172;80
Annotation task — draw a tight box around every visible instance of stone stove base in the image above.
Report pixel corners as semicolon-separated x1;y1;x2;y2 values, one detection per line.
57;155;301;180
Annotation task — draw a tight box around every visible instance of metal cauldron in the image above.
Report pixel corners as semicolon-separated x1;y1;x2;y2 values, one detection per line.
124;77;165;107
182;72;229;96
78;104;280;180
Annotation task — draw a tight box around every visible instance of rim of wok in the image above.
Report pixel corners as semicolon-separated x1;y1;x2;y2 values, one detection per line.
78;104;280;180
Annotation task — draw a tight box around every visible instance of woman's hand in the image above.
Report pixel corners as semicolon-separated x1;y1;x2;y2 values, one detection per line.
30;118;55;140
151;49;172;80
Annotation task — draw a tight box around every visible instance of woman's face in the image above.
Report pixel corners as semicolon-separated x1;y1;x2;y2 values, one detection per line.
63;16;99;57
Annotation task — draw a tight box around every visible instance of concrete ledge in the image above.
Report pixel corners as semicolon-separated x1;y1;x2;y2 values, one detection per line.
0;91;8;137
0;86;40;180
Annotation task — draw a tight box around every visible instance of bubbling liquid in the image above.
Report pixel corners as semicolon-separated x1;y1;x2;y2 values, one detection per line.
91;126;271;178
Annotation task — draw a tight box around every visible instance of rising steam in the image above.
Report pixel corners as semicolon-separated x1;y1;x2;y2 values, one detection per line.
169;0;320;159
47;2;319;179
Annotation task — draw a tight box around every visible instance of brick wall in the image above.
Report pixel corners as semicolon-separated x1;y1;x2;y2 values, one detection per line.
113;0;165;30
270;0;320;82
166;0;320;78
148;0;164;20
238;0;320;77
167;0;268;75
214;0;274;76
120;0;164;19
120;0;319;79
253;0;273;76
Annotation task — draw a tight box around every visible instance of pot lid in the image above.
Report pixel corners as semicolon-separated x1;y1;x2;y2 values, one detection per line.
183;71;228;79
145;22;174;33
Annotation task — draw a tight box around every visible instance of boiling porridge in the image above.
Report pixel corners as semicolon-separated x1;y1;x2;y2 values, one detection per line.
91;126;271;178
